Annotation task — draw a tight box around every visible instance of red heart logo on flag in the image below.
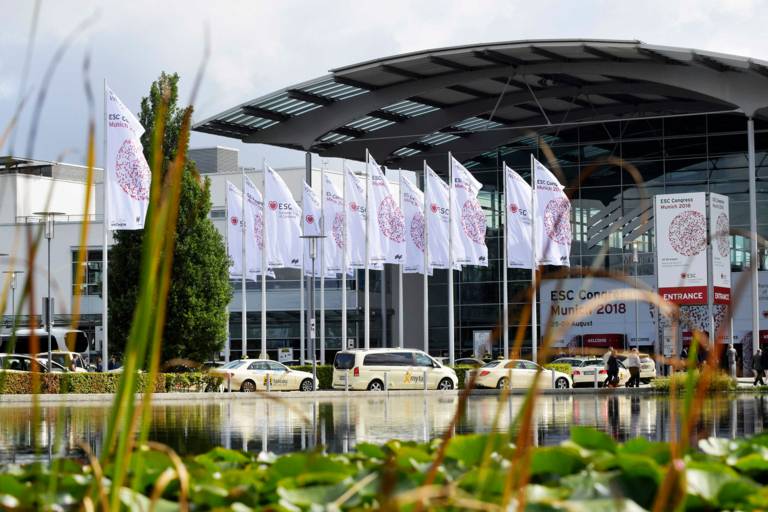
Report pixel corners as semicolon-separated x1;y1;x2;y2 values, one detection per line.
230;216;238;225
306;214;314;224
268;201;278;210
509;204;519;213
350;202;358;211
430;203;438;213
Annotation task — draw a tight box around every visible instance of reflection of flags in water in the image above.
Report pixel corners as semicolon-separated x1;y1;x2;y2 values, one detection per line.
265;165;302;269
105;84;150;230
367;155;405;265
344;165;367;269
450;156;487;267
400;174;429;274
504;164;534;269
533;158;571;267
323;174;345;275
226;181;245;278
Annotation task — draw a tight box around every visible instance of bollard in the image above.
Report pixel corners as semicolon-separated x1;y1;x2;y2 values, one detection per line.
593;368;598;389
266;374;271;392
345;369;349;392
465;370;471;388
423;370;428;391
551;370;555;389
384;372;389;391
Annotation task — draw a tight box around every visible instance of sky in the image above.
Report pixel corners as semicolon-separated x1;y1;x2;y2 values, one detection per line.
2;0;767;170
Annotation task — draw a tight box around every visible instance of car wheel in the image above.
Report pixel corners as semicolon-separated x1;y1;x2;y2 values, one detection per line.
437;378;453;391
240;380;257;392
497;377;509;389
300;378;314;392
367;379;384;391
555;377;569;389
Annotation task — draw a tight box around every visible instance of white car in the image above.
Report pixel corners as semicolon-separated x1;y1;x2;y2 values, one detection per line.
0;353;68;373
473;359;572;389
616;353;657;382
34;351;89;373
332;349;458;391
211;359;319;392
552;357;630;387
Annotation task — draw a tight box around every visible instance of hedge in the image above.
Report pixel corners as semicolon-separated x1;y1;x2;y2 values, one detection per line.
651;371;736;392
0;372;223;394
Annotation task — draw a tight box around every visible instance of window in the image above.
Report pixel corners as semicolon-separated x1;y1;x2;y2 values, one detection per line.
221;360;247;370
334;353;355;370
247;361;270;371
267;361;287;372
363;352;414;366
414;353;433;367
71;249;104;296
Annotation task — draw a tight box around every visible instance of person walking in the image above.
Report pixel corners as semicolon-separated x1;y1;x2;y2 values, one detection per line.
625;348;641;387
761;346;768;381
726;344;737;379
606;350;620;388
752;349;764;386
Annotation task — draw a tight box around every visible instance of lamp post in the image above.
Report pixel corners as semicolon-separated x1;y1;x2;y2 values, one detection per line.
300;234;325;390
2;269;23;329
33;211;65;370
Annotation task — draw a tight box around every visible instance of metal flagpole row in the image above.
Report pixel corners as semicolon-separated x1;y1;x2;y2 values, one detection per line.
241;166;248;358
530;154;538;363
341;161;348;353
261;159;268;359
364;150;371;350
422;161;429;353
502;160;510;359
101;78;109;372
320;162;326;364
447;152;455;366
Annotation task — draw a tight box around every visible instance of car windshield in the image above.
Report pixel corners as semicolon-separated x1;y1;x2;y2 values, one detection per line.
481;361;500;368
221;360;247;370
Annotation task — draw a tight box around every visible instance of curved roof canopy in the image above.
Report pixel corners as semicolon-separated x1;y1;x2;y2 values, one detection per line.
193;39;768;169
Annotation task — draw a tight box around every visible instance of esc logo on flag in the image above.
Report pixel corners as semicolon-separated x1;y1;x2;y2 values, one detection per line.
305;214;315;224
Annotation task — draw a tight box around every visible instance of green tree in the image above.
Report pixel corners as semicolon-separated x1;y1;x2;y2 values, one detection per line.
108;72;231;364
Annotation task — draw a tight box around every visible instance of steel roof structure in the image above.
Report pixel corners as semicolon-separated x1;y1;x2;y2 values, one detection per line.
193;39;768;169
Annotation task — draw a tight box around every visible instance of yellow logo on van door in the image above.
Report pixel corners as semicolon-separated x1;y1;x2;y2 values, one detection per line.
404;370;424;384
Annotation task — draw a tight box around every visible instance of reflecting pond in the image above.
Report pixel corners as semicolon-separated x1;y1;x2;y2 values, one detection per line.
1;393;767;463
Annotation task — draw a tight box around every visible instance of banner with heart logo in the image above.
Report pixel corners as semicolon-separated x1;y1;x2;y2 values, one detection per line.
265;165;302;269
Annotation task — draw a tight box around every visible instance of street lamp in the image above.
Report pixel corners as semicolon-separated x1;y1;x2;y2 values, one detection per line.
300;234;325;391
33;211;65;370
2;269;24;329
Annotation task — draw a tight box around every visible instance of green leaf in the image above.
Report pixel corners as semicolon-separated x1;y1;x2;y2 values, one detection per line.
734;453;768;481
570;427;617;453
355;442;386;460
530;447;585;478
445;434;506;467
619;438;671;465
277;483;348;507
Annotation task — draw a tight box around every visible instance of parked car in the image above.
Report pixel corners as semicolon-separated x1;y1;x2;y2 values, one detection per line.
551;356;630;387
34;351;88;373
0;354;68;373
210;359;318;392
454;357;484;367
473;359;572;389
615;352;657;382
332;349;458;391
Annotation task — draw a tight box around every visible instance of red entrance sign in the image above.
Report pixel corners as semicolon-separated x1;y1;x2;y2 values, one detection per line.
659;286;707;305
583;333;625;349
713;286;730;305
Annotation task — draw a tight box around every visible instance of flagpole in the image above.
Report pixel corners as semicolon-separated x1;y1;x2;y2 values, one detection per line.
397;170;404;349
101;78;109;372
261;159;268;360
341;161;348;353
223;181;230;363
422;161;429;354
241;167;248;358
530;154;538;363
364;150;371;350
447;152;455;366
502;163;509;359
320;162;326;365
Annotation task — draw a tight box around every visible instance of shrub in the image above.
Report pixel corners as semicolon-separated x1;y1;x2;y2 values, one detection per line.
651;370;736;392
544;363;573;376
292;365;333;390
0;372;222;394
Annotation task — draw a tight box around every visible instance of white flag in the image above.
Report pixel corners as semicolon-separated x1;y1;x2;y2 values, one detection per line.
323;174;345;275
533;158;571;266
425;166;452;270
226;181;244;278
504;164;534;269
401;174;428;274
344;165;367;269
244;176;270;278
302;181;322;237
367;156;405;265
265;166;302;269
451;157;488;267
105;85;150;230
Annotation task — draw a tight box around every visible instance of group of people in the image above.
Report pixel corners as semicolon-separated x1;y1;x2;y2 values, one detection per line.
93;355;120;372
602;347;642;388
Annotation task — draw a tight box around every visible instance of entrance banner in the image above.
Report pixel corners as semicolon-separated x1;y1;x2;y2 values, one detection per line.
654;192;708;304
709;193;731;305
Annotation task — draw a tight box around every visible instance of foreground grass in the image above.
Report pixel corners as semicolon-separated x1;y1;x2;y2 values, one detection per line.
2;427;768;511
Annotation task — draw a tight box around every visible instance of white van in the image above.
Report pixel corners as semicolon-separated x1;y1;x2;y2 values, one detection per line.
0;328;89;355
332;349;458;391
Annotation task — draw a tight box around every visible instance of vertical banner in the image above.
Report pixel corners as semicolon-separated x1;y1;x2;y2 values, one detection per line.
105;85;150;230
226;181;244;278
344;165;367;269
654;192;708;304
244;176;268;279
323;174;345;275
533;158;571;266
265;166;303;269
451;156;488;266
504;164;533;269
302;181;326;277
367;156;405;265
401;174;427;274
425;166;452;270
710;193;731;305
